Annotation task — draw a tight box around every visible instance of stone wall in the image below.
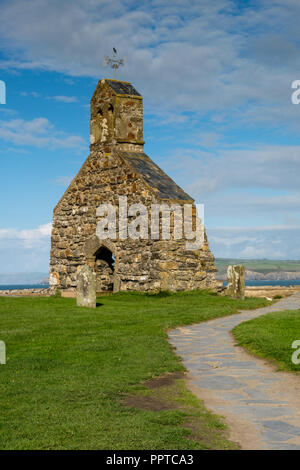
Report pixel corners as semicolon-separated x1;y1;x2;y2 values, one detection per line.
50;145;217;293
0;288;51;297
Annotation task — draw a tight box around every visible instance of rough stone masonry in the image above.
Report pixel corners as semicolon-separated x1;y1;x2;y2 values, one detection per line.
49;79;219;295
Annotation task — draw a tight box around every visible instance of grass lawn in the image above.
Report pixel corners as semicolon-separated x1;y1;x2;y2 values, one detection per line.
0;290;268;450
233;310;300;372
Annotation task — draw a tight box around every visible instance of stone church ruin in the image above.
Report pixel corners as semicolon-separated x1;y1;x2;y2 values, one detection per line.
50;79;218;295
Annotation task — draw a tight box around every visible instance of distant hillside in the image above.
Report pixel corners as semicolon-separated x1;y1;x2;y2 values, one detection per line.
2;262;300;284
0;273;49;285
215;259;300;280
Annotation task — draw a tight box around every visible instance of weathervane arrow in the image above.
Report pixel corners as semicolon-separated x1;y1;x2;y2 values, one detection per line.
102;48;126;80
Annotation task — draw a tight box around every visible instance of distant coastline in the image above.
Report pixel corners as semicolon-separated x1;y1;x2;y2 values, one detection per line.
0;272;48;285
215;259;300;282
217;270;300;281
0;284;50;291
1;281;300;291
1;259;300;290
223;280;300;287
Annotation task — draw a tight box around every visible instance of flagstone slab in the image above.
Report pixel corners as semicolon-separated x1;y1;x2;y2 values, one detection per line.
169;292;300;450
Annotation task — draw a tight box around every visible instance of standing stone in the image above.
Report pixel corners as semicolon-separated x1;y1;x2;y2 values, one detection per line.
76;265;96;308
227;265;245;299
0;340;6;365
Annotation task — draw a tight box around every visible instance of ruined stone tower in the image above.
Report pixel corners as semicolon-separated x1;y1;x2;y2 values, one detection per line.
50;79;217;295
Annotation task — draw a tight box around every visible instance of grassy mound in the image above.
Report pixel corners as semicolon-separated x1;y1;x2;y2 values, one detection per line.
0;290;267;449
233;310;300;372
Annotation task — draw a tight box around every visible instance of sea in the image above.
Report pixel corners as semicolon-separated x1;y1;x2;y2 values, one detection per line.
0;284;49;290
1;280;300;290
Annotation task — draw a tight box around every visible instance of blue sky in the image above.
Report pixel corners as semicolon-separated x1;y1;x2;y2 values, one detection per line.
1;0;300;274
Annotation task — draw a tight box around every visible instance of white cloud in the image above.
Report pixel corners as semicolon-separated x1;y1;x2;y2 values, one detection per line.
208;225;300;259
0;223;52;247
1;0;300;263
164;145;300;198
0;117;85;149
239;246;279;259
20;91;40;97
51;95;78;103
55;175;74;186
20;91;78;102
0;0;299;129
0;223;52;271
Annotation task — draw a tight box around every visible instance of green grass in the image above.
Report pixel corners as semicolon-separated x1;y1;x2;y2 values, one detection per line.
233;310;300;372
0;290;268;450
215;258;300;275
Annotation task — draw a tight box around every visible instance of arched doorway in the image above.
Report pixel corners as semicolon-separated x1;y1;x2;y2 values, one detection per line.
83;236;120;293
95;246;115;293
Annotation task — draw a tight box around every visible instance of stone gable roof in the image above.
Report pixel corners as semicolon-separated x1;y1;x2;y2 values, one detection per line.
117;151;193;202
105;80;141;97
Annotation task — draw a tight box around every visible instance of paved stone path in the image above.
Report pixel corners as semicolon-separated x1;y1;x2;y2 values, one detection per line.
168;293;300;449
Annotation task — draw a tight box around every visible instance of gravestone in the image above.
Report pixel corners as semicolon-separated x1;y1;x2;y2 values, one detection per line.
0;340;6;365
76;264;96;308
227;264;245;299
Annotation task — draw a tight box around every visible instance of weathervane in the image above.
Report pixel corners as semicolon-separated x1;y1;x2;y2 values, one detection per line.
102;48;126;80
